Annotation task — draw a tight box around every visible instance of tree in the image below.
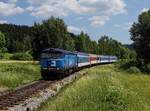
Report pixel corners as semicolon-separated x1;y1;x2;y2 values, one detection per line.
64;34;75;51
89;41;99;54
98;35;132;59
33;17;74;58
130;9;150;64
98;35;110;54
74;32;92;53
0;32;6;52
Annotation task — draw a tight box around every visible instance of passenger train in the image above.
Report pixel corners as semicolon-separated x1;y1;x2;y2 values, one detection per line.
40;48;117;79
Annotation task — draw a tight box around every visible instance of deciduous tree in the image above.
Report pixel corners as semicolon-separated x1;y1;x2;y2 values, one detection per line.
130;9;150;64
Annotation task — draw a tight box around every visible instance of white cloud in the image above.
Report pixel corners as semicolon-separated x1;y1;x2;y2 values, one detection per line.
26;0;95;18
65;0;95;14
26;5;68;18
86;0;126;27
79;0;126;15
88;16;109;27
26;0;126;27
141;8;149;13
67;26;86;33
0;20;7;24
0;2;24;16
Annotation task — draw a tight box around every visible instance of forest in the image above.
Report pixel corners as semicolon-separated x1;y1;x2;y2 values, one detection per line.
0;17;134;60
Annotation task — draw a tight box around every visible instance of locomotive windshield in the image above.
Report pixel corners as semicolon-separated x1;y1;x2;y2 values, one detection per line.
41;51;64;59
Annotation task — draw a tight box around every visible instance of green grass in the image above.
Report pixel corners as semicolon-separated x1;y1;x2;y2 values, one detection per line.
36;64;150;111
0;62;40;90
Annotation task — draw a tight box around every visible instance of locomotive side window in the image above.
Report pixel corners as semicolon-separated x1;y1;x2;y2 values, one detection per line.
41;52;64;59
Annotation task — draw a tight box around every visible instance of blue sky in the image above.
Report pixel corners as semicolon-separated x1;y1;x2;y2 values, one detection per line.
0;0;149;44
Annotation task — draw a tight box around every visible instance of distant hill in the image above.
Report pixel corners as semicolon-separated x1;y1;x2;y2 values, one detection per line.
123;44;134;50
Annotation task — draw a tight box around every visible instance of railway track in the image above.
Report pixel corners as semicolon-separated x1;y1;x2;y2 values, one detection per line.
0;67;85;110
0;80;54;110
0;64;110;110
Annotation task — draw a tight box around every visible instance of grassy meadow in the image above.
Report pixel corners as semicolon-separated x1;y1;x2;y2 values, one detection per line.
0;61;40;91
36;64;150;111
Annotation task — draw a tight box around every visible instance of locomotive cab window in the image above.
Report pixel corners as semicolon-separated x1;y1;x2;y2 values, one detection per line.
41;51;64;59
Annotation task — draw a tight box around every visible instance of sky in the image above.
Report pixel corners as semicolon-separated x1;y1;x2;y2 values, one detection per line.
0;0;149;44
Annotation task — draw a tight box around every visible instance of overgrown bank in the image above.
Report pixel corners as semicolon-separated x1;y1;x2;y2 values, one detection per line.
36;65;150;111
0;62;40;91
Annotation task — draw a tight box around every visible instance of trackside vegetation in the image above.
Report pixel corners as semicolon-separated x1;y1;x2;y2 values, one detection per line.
0;62;40;91
36;65;150;111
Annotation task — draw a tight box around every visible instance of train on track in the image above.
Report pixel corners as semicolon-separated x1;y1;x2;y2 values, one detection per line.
40;48;117;79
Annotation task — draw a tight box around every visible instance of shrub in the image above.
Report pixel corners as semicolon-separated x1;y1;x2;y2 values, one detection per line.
0;53;3;59
146;63;150;73
127;66;141;74
10;53;33;60
115;59;128;67
119;59;138;70
0;53;13;60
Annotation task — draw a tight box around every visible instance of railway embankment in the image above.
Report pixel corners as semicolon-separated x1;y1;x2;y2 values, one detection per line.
0;62;40;92
36;64;150;111
0;65;87;111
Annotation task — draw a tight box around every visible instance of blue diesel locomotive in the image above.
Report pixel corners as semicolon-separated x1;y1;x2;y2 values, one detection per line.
40;48;117;79
40;48;77;79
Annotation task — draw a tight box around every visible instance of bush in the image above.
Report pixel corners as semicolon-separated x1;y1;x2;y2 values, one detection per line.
127;66;141;74
119;59;138;70
10;53;33;60
4;53;13;60
0;53;13;60
146;63;150;73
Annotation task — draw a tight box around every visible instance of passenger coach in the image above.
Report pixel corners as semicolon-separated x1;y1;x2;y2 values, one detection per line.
76;52;90;67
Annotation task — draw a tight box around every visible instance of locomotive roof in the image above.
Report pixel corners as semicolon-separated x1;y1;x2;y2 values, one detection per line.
100;55;117;57
42;48;76;55
74;51;89;55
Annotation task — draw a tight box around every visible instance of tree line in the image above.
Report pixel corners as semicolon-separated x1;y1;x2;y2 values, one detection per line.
0;17;133;60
